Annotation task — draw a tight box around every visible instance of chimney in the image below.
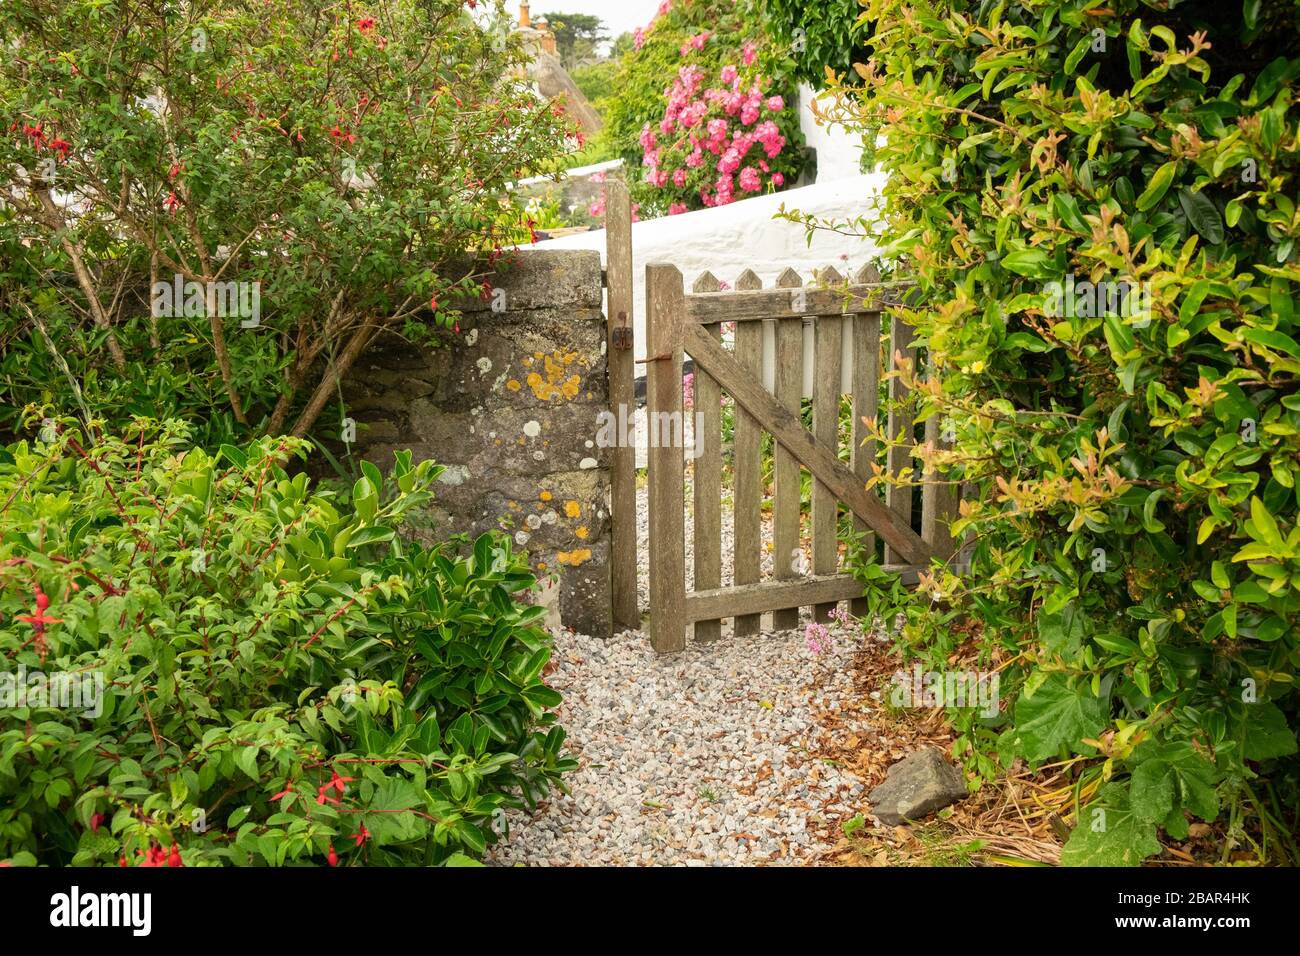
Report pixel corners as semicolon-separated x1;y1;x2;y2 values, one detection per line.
536;18;557;55
518;1;530;28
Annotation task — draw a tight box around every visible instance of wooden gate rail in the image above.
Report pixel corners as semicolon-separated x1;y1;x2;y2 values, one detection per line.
646;262;958;654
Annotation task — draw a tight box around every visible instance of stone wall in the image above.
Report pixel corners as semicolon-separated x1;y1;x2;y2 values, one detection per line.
342;250;612;637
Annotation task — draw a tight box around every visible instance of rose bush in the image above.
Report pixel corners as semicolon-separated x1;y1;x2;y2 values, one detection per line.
600;0;805;217
0;418;571;866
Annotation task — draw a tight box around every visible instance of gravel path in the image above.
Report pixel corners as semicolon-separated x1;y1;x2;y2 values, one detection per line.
488;480;881;866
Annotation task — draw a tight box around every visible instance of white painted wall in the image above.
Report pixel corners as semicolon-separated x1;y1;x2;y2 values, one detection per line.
797;83;865;183
523;172;887;396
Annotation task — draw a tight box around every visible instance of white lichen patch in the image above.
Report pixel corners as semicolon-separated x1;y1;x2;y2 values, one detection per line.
523;420;542;438
579;457;597;470
437;464;471;486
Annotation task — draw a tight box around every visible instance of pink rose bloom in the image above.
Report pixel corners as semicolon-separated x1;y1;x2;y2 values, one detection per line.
660;117;676;134
639;124;657;151
742;41;757;66
685;148;704;168
673;168;688;187
720;64;738;85
766;95;785;112
738;167;761;192
772;172;784;186
723;91;744;116
717;148;741;174
634;27;645;50
707;118;728;140
740;105;759;126
631;202;641;222
588;197;606;216
669;202;688;215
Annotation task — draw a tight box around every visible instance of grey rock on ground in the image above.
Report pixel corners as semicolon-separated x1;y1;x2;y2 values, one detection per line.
867;748;967;826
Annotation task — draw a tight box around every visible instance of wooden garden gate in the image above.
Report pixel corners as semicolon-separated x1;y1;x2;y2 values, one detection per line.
640;261;959;653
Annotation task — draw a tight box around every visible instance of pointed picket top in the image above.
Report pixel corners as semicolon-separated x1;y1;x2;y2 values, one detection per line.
856;263;882;284
693;270;722;293
735;268;763;291
818;265;845;287
776;267;803;288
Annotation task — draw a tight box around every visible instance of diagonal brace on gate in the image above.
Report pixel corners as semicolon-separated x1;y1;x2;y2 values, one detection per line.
683;323;932;567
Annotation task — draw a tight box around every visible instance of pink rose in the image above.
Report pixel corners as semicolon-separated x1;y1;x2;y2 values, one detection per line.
766;95;784;112
738;167;761;192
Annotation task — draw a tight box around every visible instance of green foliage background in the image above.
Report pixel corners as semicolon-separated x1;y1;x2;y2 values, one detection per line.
833;0;1300;864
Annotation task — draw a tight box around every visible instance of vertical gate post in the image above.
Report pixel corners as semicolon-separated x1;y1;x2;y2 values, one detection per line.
646;264;686;653
605;177;639;629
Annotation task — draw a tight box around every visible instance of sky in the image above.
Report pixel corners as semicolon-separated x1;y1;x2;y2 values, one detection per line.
502;0;661;52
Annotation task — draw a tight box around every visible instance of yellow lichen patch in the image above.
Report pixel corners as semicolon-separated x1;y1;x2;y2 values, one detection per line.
536;561;547;571
506;379;521;392
575;526;589;540
506;500;519;511
539;490;553;502
564;500;581;518
526;350;586;402
523;356;534;367
557;548;592;566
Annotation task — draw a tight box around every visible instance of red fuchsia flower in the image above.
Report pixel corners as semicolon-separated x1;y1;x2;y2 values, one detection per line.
453;321;461;334
329;770;355;794
89;813;105;833
316;784;341;806
118;856;128;867
168;843;183;867
358;16;376;32
17;586;62;663
49;138;71;160
270;781;295;801
168;162;181;180
164;191;180;215
354;824;370;848
327;844;339;867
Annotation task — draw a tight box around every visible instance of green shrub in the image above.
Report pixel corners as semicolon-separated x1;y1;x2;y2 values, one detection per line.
0;0;573;439
830;0;1300;864
0;419;571;866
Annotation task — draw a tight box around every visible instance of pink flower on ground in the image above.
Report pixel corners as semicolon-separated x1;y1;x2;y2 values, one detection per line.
805;622;832;655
